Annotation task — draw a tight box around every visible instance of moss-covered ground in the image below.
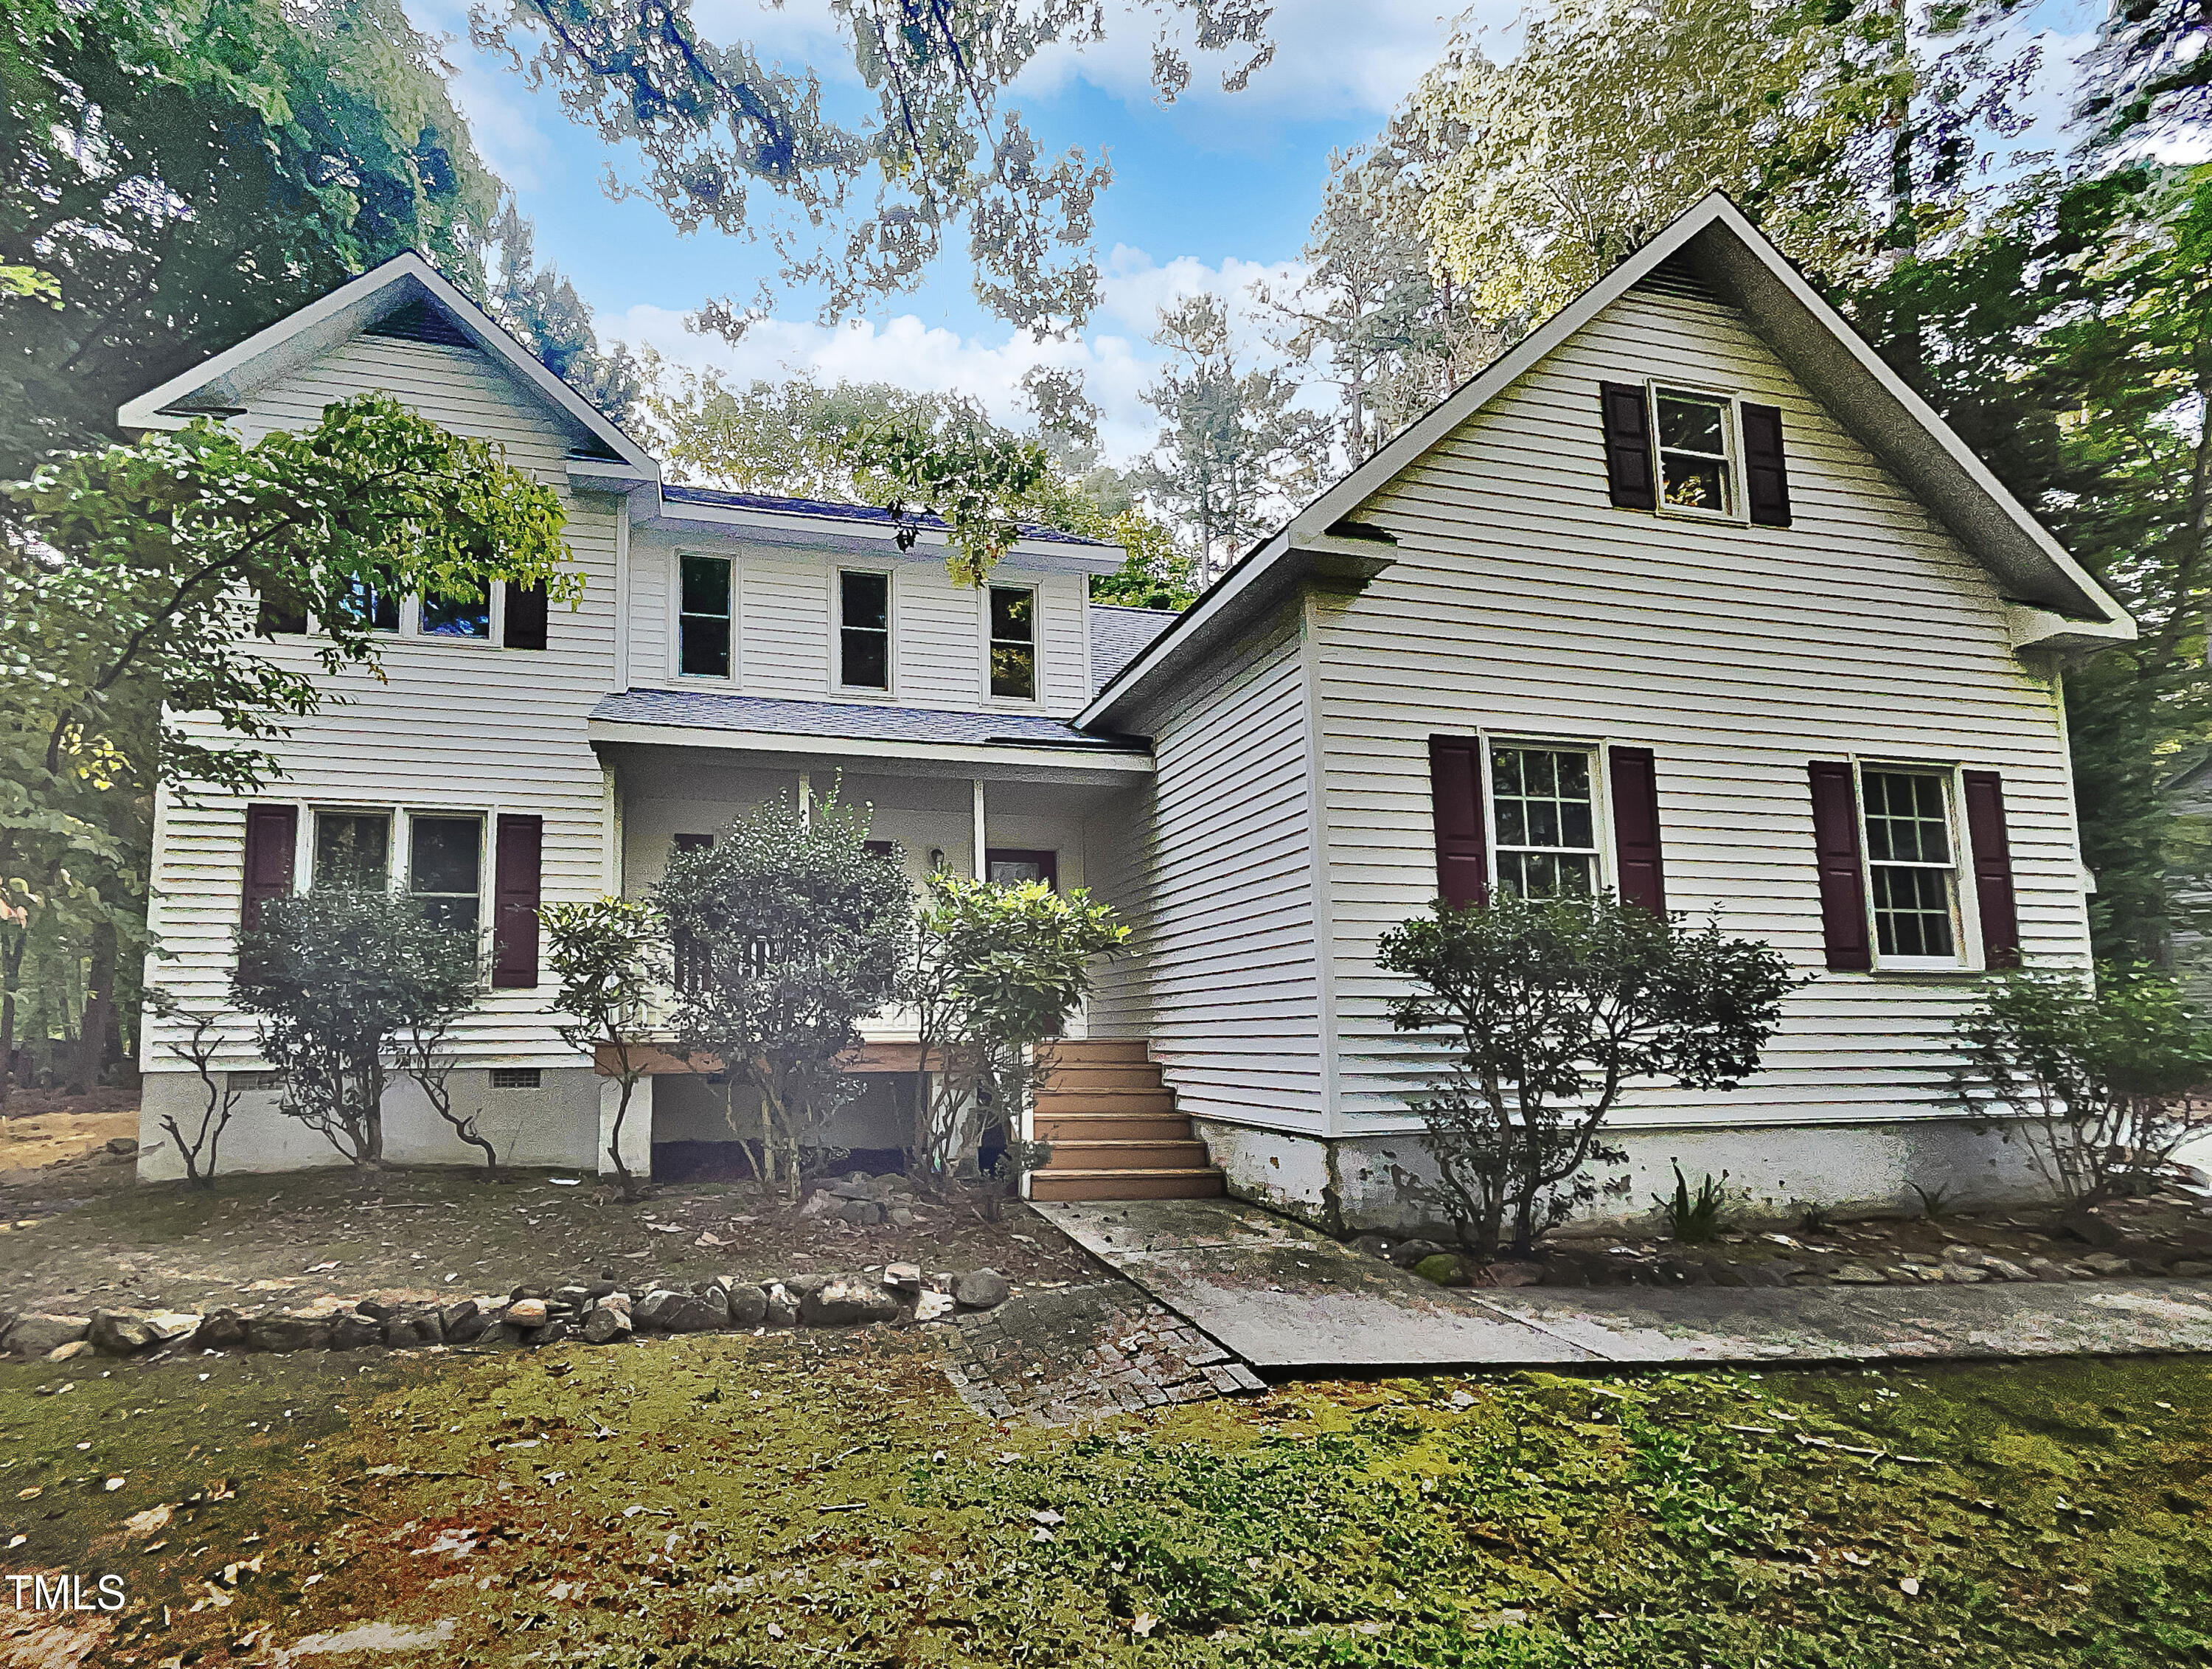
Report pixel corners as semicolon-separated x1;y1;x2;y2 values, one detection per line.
4;1336;2212;1667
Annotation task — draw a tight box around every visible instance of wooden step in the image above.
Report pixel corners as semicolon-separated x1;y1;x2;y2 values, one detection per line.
1043;1039;1152;1064
1039;1063;1164;1091
1029;1167;1226;1202
1034;1111;1195;1143
1038;1138;1214;1171
1034;1087;1175;1117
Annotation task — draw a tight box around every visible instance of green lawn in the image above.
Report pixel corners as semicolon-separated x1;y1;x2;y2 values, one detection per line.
5;1336;2211;1666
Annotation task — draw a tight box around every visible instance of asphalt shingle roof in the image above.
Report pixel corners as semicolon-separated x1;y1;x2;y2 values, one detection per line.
590;687;1147;752
658;483;1116;549
1088;603;1181;693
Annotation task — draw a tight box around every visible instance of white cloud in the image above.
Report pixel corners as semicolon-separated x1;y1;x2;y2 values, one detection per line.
607;245;1318;468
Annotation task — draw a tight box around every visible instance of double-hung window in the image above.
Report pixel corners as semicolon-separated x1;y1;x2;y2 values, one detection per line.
337;566;401;633
1652;388;1734;516
679;554;733;679
1860;769;1961;962
409;814;483;934
839;570;891;690
989;586;1036;700
1490;745;1601;898
420;584;491;639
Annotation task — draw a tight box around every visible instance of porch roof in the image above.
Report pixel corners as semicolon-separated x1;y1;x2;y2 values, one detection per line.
587;687;1153;776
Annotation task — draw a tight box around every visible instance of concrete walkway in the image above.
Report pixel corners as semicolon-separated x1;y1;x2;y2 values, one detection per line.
1033;1198;2212;1373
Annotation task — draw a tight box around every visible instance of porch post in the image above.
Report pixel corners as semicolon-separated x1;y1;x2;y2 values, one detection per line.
971;779;987;880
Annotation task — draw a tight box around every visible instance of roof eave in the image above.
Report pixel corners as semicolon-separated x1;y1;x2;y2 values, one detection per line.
645;497;1124;574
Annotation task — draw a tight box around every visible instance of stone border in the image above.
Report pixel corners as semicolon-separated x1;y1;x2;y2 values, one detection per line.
0;1263;1015;1364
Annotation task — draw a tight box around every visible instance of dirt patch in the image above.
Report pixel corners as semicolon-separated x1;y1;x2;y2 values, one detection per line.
0;1159;1098;1322
0;1111;138;1179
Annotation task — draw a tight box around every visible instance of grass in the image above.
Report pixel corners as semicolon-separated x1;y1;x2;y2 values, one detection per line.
4;1338;2212;1666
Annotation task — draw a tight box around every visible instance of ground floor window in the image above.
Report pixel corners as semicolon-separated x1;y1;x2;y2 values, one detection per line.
313;810;390;888
1860;768;1960;962
985;847;1057;889
1489;744;1599;899
409;813;483;933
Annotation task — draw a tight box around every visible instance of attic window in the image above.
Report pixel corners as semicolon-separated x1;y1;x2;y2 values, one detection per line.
1653;389;1733;515
362;298;476;350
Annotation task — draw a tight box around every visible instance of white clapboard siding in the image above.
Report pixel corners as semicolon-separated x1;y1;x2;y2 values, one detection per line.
142;335;619;1070
623;536;1093;716
1080;786;1154;1037
1312;281;2088;1136
1121;614;1329;1131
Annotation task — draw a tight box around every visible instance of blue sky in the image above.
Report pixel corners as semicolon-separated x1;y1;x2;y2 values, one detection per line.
408;0;2102;466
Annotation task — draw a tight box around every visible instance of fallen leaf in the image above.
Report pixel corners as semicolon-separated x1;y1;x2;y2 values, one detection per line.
15;1487;40;1501
1031;1508;1064;1526
125;1505;173;1537
695;1232;726;1248
1899;1578;1921;1596
1131;1613;1159;1637
104;1477;125;1491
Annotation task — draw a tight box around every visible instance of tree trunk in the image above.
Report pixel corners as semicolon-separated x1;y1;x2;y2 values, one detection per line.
73;921;116;1097
0;931;24;1111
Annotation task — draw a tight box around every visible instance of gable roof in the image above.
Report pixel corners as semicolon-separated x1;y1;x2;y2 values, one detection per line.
116;251;659;482
1079;191;2133;731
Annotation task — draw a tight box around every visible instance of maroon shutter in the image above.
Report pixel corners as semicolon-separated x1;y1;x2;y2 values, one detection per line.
504;580;548;650
1429;736;1489;908
1961;770;2022;969
1609;746;1667;914
1742;403;1792;528
240;805;297;929
1806;761;1871;971
492;815;543;990
1599;382;1657;510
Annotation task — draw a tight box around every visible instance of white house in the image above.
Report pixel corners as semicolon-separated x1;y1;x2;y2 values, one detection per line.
126;193;2133;1232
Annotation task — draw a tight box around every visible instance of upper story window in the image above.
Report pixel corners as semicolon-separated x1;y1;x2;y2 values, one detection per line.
1653;389;1733;514
1490;745;1599;899
409;813;482;934
989;585;1036;701
839;570;890;690
1860;768;1959;962
680;554;733;679
336;567;400;633
313;811;390;889
421;583;490;639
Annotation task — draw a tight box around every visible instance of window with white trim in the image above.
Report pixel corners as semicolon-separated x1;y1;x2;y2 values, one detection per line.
1490;745;1600;898
1652;387;1735;516
313;810;390;889
988;585;1036;700
420;583;491;639
839;569;891;690
1860;768;1961;962
679;554;733;678
408;813;483;934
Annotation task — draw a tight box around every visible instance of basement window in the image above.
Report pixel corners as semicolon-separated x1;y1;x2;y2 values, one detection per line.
490;1067;542;1090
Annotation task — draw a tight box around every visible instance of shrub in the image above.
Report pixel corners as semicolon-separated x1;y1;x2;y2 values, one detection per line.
654;790;909;1198
229;885;479;1166
1379;892;1795;1258
541;895;669;1200
1952;963;2212;1205
902;874;1127;1190
1654;1163;1730;1243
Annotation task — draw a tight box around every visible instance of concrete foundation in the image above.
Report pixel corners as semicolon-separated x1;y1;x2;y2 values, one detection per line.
1191;1114;2053;1238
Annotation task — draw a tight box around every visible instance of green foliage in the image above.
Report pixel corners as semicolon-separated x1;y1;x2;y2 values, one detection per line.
837;415;1054;589
902;874;1127;1184
229;884;481;1166
1380;894;1795;1257
0;0;499;479
466;0;1270;334
541;895;667;1195
1652;1163;1731;1244
653;790;910;1196
1952;963;2212;1206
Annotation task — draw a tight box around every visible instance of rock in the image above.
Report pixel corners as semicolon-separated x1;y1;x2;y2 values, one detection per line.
505;1299;549;1328
383;1310;442;1347
953;1268;1011;1310
1731;1262;1789;1288
328;1314;383;1350
89;1309;178;1356
798;1191;838;1220
725;1284;768;1328
355;1299;393;1321
1385;1238;1449;1270
524;1320;571;1347
890;1207;915;1227
2081;1250;2133;1276
246;1313;331;1352
509;1285;549;1302
914;1291;956;1323
800;1277;901;1326
2172;1260;2212;1277
46;1340;94;1364
836;1199;884;1226
193;1309;246;1349
1413;1254;1471;1288
2059;1204;2124;1248
1981;1257;2033;1282
783;1272;832;1297
581;1305;633;1344
763;1283;799;1327
1349;1233;1398;1262
1655;1257;1711;1287
1939;1264;1989;1283
441;1300;484;1341
7;1314;91;1356
636;1289;724;1333
1482;1260;1545;1288
1829;1263;1888;1285
554;1285;593;1307
883;1262;923;1291
827;1179;877;1202
105;1137;139;1156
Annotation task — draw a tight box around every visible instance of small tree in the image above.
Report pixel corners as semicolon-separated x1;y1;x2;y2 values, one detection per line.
390;1014;501;1179
1379;893;1796;1259
1952;964;2212;1206
145;989;240;1189
541;897;669;1201
903;875;1128;1190
654;791;909;1198
230;886;479;1167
